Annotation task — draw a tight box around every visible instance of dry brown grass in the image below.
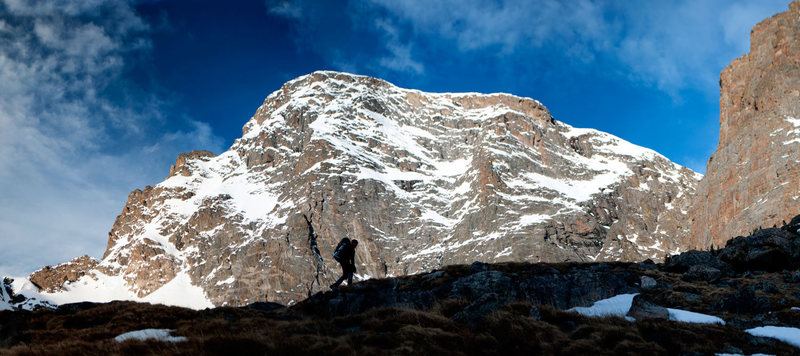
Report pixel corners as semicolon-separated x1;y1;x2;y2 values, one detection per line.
3;260;800;355
3;299;800;356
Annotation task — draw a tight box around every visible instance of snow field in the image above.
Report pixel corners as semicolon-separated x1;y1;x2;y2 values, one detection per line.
10;271;213;311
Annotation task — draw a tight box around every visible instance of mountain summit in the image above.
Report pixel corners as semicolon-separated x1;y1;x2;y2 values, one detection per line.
18;71;699;307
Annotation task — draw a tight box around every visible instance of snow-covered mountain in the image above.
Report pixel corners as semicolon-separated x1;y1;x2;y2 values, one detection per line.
11;71;700;308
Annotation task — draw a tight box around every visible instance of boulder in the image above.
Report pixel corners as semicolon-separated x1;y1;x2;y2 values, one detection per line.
712;286;770;314
664;250;729;273
681;265;722;283
640;276;658;289
782;214;800;235
717;228;799;272
452;292;503;325
517;266;639;309
449;271;514;300
637;259;658;271
627;294;669;321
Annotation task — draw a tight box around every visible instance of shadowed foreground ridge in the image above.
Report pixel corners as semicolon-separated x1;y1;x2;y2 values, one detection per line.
2;216;800;355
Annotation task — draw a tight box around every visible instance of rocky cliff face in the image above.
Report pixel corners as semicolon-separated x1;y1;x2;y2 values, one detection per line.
28;256;98;293
690;1;800;249
28;71;699;306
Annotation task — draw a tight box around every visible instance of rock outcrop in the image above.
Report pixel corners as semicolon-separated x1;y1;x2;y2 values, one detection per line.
26;71;699;306
690;0;800;248
28;256;98;293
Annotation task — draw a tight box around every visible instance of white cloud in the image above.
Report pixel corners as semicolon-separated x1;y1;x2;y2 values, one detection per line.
0;0;223;277
266;0;788;95
367;0;614;56
375;19;424;74
267;0;303;19
364;0;788;96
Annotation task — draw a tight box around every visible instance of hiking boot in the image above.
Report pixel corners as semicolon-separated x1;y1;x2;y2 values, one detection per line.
330;283;338;290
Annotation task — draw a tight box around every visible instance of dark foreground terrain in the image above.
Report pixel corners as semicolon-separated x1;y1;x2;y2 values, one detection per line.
2;217;800;355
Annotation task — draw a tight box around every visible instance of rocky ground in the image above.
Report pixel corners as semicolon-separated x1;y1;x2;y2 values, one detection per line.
2;216;800;355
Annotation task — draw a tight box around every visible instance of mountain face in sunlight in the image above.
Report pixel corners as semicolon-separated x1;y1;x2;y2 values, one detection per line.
19;71;698;307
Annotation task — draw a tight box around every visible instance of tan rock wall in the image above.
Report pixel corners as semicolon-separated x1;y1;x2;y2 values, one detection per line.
690;1;800;248
29;255;98;292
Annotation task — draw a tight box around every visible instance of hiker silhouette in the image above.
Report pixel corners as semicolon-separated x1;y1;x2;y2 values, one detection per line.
331;237;358;289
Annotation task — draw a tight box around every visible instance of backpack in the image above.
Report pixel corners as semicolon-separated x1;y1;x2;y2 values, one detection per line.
333;237;350;262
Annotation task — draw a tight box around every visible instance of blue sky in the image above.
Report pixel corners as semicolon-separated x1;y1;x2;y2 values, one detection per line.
0;0;790;276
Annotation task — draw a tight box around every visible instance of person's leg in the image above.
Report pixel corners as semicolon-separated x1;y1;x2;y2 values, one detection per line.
346;263;354;285
331;263;347;288
331;274;346;288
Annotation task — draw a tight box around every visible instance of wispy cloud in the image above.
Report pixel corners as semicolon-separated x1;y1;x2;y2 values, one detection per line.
0;0;223;276
369;0;789;96
267;0;303;19
368;0;613;55
374;19;424;74
269;0;787;98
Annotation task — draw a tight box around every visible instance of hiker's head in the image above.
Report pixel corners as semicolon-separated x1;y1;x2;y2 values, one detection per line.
351;239;358;247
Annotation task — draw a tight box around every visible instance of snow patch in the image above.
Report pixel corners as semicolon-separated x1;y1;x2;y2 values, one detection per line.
667;308;725;325
511;166;627;202
569;293;725;325
494;247;513;258
142;272;214;309
159;153;280;224
746;326;800;348
568;293;637;318
784;116;800;145
519;214;549;226
215;276;235;286
115;329;187;343
420;209;458;228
